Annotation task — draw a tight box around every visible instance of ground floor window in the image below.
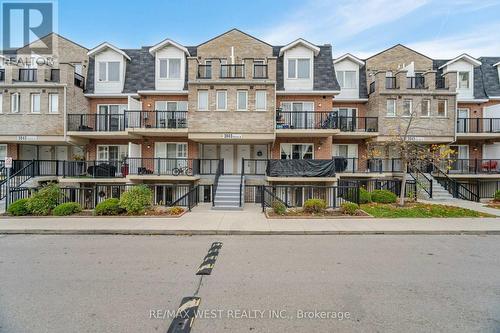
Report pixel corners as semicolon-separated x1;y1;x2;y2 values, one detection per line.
280;143;313;160
0;144;6;160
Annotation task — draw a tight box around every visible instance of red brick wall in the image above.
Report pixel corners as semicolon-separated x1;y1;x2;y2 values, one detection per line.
458;100;500;118
7;143;18;159
276;95;334;111
332;101;368;117
89;98;128;114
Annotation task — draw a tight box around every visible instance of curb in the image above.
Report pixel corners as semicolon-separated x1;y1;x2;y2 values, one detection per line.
1;229;500;235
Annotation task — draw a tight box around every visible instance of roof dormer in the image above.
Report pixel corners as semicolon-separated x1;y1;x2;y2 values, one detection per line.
280;39;319;91
148;39;189;91
88;42;129;94
334;53;364;100
439;54;481;101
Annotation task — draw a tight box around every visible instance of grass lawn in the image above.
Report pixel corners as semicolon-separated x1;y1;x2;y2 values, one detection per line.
361;202;495;218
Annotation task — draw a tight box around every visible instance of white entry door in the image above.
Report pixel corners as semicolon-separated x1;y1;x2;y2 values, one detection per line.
39;146;52;160
220;145;234;174
236;145;251;174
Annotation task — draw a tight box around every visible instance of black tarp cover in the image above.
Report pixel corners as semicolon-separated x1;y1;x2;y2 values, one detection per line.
267;159;336;177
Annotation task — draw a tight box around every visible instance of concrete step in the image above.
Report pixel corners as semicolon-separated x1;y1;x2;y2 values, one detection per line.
211;205;243;211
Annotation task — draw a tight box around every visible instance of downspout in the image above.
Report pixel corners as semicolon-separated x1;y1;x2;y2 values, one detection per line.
63;85;67;142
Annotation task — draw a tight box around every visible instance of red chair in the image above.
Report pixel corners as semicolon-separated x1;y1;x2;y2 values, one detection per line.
482;160;498;172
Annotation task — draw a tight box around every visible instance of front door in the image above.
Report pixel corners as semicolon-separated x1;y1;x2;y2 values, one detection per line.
236;145;250;174
457;108;469;132
220;145;234;174
449;145;469;173
202;144;217;174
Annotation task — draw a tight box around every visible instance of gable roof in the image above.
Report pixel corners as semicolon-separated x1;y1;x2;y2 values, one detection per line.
479;57;500;97
438;53;481;69
196;28;272;48
366;44;432;61
149;38;190;56
87;42;131;60
333;53;364;66
278;38;320;57
493;61;500;67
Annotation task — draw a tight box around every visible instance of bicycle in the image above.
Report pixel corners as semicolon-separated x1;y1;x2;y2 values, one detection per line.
172;166;192;176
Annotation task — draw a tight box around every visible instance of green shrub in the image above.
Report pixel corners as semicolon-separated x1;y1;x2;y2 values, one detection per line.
303;198;327;214
494;190;500;202
26;184;62;216
272;200;286;215
340;202;359;215
371;189;397;204
94;198;123;216
7;198;31;216
53;202;82;216
359;188;372;204
119;185;153;215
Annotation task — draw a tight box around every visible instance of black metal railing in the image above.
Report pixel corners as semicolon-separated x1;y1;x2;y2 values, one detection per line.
212;159;224;207
367;158;403;173
0;161;34;200
18;68;37;82
332;157;359;173
276;111;378;132
126;158;197;176
439;159;500;174
431;164;479;202
220;64;245;78
197;65;212;79
456;118;500;133
242;159;268;175
407;76;425;89
408;165;433;198
63;160;127;178
0;68;4;81
436;77;447;89
339;178;417;200
67;113;127;132
239;159;245;207
169;185;200;211
126;110;188;129
385;77;397;89
369;81;375;94
74;73;85;89
253;64;268;79
48;69;60;82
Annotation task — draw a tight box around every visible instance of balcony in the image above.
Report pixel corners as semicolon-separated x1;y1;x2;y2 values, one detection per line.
0;69;4;82
220;64;245;79
439;159;500;175
253;64;268;79
457;118;500;138
242;159;336;180
407;76;425;89
74;73;85;89
197;65;212;79
366;159;403;173
18;68;37;82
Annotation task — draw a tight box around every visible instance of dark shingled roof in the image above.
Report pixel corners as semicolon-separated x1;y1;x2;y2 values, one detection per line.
479;57;500;97
433;59;488;99
273;45;340;91
359;65;368;99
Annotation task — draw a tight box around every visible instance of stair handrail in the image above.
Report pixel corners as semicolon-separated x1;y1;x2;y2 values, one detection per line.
0;161;35;201
408;164;433;198
239;158;245;207
431;163;479;202
168;185;199;211
261;186;290;212
212;159;223;207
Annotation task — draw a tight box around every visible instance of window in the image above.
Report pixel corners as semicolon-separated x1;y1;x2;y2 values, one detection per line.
280;144;314;160
255;90;267;111
237;90;248;111
287;59;296;78
98;61;120;82
421;99;430;117
31;94;40;113
402;99;412;117
49;93;58;113
198;90;208;111
458;71;470;89
73;63;83;75
97;145;128;161
0;144;6;160
155;101;188;111
159;58;181;79
0;93;2;113
11;93;20;113
216;90;227;111
437;100;447;117
386;99;396;117
337;71;357;89
287;58;311;79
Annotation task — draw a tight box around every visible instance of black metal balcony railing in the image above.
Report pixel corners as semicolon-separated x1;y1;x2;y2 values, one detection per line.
48;69;60;82
439;159;500;174
67;111;188;132
367;158;403;173
253;64;268;79
74;73;85;89
436;77;447;89
456;118;500;133
407;76;425;89
220;64;245;78
126;158;220;176
385;77;397;89
197;65;212;79
63;160;126;178
369;81;375;94
18;68;37;82
276;111;378;132
0;69;4;82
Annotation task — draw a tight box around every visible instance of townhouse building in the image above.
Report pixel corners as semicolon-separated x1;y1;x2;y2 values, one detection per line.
2;29;500;209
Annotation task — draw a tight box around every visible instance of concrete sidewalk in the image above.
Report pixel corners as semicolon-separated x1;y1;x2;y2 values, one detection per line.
0;204;499;235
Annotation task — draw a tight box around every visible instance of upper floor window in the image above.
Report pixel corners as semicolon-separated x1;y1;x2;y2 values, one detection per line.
386;99;396;117
11;93;20;113
421;99;430;117
49;93;59;113
198;90;208;111
73;63;83;75
288;58;310;79
458;71;470;89
402;99;412;117
437;100;447;117
30;94;41;113
159;58;181;79
216;90;227;111
156;101;188;111
255;90;267;111
237;90;248;111
98;61;120;82
337;71;357;89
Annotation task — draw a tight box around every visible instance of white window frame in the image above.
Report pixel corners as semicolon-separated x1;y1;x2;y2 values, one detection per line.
197;90;209;111
11;93;20;113
97;144;128;161
402;99;412;117
421;99;430;117
216;90;227;111
237;90;248;111
0;144;6;160
336;70;357;89
437;100;447;117
48;93;58;113
255;90;267;111
30;93;41;113
280;143;314;160
386;99;396;117
287;58;311;79
458;71;470;89
97;61;120;82
159;58;182;80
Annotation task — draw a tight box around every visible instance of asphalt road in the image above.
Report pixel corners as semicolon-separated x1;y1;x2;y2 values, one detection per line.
0;235;499;333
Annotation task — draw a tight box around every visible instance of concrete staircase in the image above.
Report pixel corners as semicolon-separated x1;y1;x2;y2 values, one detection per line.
212;175;244;210
423;173;454;201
